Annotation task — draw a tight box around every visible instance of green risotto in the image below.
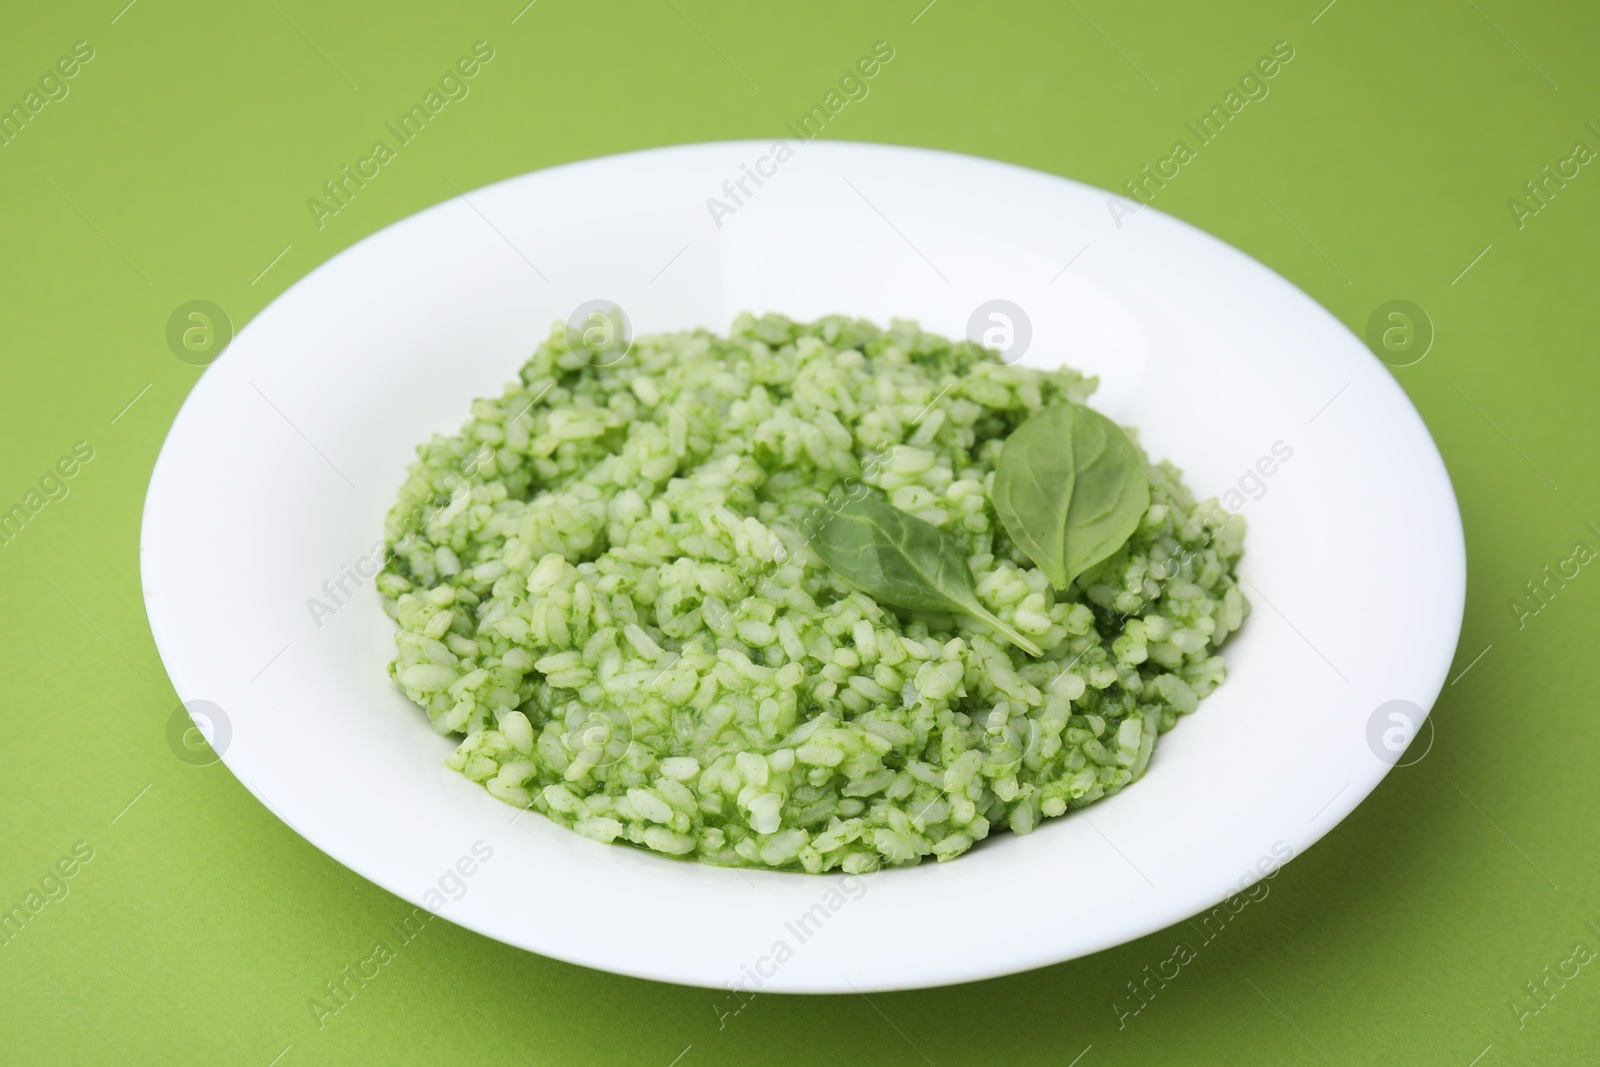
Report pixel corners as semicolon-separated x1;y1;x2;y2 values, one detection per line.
378;313;1248;873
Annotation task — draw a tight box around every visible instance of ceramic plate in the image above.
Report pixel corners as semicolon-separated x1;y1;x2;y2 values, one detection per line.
141;141;1465;992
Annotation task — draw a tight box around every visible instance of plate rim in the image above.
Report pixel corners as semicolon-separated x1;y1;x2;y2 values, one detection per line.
140;139;1467;992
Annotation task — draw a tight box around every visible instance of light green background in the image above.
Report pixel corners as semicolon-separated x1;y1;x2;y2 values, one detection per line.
3;1;1597;1063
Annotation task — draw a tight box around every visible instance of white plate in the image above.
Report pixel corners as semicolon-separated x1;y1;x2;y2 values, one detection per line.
141;142;1465;993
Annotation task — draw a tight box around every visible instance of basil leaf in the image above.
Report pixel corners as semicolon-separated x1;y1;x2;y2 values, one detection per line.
992;404;1078;588
992;404;1150;590
1061;407;1150;588
808;494;1043;657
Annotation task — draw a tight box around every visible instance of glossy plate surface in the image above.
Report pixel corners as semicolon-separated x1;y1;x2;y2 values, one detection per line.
142;141;1465;992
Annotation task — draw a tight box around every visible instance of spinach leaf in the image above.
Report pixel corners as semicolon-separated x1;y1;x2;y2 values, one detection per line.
992;404;1077;588
993;404;1150;590
807;494;1044;657
1062;406;1149;587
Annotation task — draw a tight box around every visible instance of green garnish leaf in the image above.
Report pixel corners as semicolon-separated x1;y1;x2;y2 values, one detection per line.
992;404;1078;588
994;404;1150;590
1062;407;1150;587
807;493;1043;657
